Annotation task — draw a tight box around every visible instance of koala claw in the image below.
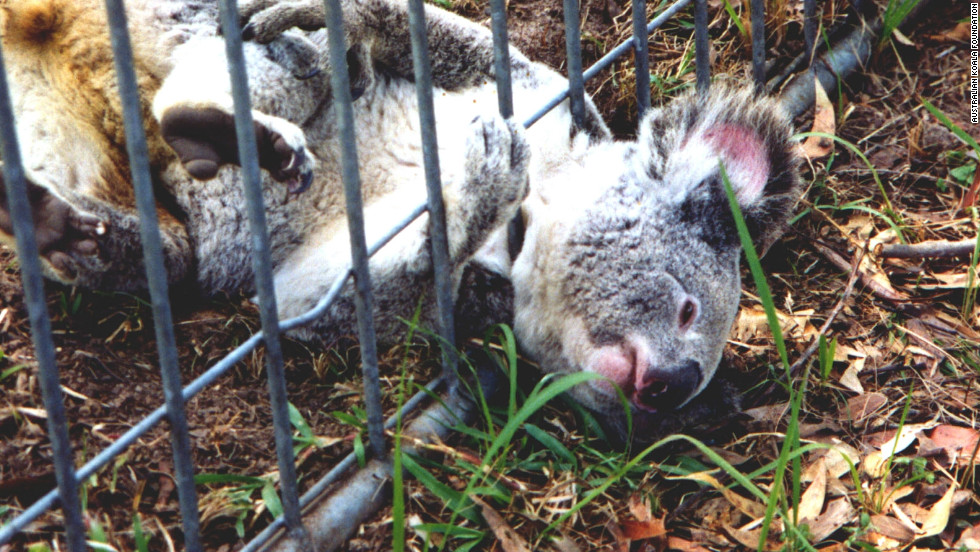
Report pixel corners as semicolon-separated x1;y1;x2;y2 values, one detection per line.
466;115;530;207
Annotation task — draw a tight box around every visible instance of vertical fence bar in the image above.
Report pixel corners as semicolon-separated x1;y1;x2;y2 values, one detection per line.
0;46;86;552
322;0;387;459
489;0;514;118
102;3;204;550
215;0;308;540
694;0;710;93
750;0;765;91
803;0;817;101
488;0;525;259
632;0;651;116
563;0;586;127
406;0;459;386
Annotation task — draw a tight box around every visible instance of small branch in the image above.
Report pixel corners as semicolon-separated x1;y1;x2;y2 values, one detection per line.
878;238;978;259
814;242;909;302
753;247;863;404
786;247;864;380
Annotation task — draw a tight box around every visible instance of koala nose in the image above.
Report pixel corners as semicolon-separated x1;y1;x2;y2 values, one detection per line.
633;359;702;412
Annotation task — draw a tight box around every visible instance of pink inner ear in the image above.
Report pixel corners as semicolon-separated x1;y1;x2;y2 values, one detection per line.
703;124;769;203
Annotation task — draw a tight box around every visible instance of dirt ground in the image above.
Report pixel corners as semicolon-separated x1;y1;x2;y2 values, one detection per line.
1;0;978;550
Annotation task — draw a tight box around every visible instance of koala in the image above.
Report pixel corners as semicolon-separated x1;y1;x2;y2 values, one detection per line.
0;0;800;445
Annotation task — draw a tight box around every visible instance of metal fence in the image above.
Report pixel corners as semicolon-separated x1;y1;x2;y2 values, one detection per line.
0;0;824;549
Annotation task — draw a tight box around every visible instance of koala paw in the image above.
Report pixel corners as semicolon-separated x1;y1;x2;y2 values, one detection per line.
239;0;326;44
0;180;107;281
464;115;530;212
160;105;315;194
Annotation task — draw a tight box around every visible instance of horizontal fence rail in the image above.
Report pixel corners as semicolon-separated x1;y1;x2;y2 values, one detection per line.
0;0;849;548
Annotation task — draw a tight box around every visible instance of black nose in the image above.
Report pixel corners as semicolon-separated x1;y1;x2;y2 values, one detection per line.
633;359;702;412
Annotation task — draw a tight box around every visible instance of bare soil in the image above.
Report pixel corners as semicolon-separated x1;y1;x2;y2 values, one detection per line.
1;0;977;550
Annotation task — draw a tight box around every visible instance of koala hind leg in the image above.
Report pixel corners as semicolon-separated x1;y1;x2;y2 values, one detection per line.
160;106;313;193
153;36;319;192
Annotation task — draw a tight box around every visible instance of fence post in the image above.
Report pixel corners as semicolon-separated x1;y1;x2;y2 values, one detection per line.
102;2;205;549
751;0;766;91
214;0;310;544
563;0;586;128
0;43;87;552
406;0;460;387
694;0;710;93
633;0;651;116
322;0;387;459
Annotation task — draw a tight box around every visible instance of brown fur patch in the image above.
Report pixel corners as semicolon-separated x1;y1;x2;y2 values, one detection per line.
2;0;175;206
1;0;65;45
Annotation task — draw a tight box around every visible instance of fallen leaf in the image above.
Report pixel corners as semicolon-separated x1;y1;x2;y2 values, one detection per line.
919;484;956;538
628;493;653;522
954;521;980;550
672;471;766;518
870;513;916;542
667;536;714;552
802;78;835;159
820;440;863;479
930;425;980;465
620;517;667;541
733;306;818;342
471;495;532;552
843;392;887;423
797;458;827;522
878;420;940;456
606;518;629;552
547;534;583;552
927;21;971;42
839;355;865;394
807;498;855;542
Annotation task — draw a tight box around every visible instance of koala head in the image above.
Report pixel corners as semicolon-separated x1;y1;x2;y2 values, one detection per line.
511;84;800;443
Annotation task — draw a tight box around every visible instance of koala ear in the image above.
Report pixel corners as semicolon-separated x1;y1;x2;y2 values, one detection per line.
693;89;801;256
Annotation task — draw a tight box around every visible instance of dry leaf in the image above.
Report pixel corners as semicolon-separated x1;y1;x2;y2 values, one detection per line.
879;420;940;455
471;495;532;552
930;425;980;459
954;521;980;550
843;392;887;423
821;440;863;479
802;78;835;159
919;484;956;538
797;457;827;522
667;536;714;552
927;21;971;42
839;355;865;394
870;513;916;542
620;517;667;541
672;471;766;518
807;498;855;542
628;493;653;522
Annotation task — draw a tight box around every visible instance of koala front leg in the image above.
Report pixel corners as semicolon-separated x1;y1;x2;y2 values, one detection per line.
0;175;192;292
444;115;529;264
239;0;524;91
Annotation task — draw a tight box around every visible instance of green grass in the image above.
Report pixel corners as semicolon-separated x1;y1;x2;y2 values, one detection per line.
878;0;921;49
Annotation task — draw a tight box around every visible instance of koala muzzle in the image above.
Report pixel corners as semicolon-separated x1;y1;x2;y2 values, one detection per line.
633;359;702;413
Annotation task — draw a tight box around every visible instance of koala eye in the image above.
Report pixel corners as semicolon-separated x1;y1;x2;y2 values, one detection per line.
678;297;698;331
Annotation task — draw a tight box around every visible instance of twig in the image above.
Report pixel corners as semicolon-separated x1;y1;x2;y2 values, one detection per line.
878;238;978;259
753;247;864;404
813;242;909;301
786;247;864;380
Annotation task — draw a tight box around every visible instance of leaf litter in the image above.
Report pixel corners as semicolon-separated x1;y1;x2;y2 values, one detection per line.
1;0;979;550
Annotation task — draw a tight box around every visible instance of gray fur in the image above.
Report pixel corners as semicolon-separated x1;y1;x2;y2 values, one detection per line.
0;0;799;445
